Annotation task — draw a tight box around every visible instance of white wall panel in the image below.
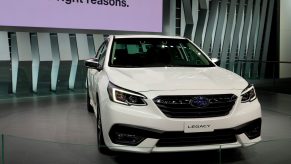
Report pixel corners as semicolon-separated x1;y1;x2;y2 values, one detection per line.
280;30;291;78
76;34;90;60
30;33;40;92
57;33;72;61
194;0;209;47
16;32;32;61
50;34;61;91
37;33;53;61
280;0;291;78
93;34;104;53
0;31;10;61
10;33;19;93
169;0;176;36
181;2;186;37
68;34;79;89
280;0;291;31
191;0;199;40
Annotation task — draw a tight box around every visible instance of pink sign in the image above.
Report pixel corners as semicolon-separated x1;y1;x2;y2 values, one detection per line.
0;0;163;32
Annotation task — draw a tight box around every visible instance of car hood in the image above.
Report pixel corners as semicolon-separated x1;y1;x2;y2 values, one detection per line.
106;67;248;92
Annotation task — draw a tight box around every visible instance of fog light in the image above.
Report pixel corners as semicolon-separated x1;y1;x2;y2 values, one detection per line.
245;124;261;139
237;119;261;139
111;132;145;146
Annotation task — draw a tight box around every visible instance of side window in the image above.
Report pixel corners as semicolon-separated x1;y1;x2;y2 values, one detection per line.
96;41;108;66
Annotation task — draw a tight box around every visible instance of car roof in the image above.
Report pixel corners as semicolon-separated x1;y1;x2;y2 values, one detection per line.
113;35;186;40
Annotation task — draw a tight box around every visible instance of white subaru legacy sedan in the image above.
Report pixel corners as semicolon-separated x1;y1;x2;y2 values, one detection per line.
85;35;262;154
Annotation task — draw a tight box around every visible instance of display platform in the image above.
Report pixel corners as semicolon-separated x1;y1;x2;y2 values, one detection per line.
0;90;290;164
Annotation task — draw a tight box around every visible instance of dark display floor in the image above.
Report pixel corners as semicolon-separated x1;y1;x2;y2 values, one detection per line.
0;90;290;164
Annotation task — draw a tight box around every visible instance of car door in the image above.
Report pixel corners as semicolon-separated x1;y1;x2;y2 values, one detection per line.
89;40;109;105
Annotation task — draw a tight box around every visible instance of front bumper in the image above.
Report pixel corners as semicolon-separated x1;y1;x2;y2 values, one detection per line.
107;119;261;153
100;90;262;153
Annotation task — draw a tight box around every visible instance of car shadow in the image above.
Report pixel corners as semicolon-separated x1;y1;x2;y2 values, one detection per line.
113;149;246;164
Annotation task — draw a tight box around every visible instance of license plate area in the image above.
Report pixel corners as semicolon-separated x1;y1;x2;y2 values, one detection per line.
184;122;214;133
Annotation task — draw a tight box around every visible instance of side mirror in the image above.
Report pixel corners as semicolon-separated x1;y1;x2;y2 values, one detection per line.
85;58;102;71
211;58;220;66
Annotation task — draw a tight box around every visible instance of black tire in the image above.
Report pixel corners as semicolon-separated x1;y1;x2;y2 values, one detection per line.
96;93;112;155
87;88;94;113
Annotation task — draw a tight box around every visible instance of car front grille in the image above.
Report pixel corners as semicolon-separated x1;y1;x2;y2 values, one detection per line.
153;94;237;118
156;129;237;147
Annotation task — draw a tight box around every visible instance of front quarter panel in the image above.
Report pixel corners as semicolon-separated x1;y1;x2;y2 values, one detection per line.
95;71;110;105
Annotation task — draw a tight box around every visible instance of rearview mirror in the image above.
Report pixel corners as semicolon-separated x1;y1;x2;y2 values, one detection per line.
211;58;220;66
85;58;102;71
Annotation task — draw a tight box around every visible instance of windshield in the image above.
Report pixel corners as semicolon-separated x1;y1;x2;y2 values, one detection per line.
109;38;215;68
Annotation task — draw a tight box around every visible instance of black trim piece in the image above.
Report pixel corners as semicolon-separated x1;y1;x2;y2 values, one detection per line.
109;124;164;140
156;129;237;147
109;124;158;146
153;94;237;118
235;118;262;139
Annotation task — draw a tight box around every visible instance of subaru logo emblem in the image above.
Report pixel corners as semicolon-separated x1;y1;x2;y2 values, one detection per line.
190;96;210;108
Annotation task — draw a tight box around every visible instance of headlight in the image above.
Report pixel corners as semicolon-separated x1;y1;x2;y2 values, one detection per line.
241;84;256;103
107;82;147;106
